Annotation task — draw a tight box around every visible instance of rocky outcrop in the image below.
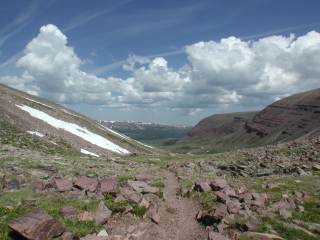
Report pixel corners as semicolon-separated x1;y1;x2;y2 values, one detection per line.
245;88;320;139
181;88;320;152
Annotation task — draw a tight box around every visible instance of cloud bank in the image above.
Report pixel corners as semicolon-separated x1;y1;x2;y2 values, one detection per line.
1;24;320;115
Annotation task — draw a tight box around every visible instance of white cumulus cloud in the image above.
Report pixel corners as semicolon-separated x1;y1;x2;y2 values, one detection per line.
1;24;320;116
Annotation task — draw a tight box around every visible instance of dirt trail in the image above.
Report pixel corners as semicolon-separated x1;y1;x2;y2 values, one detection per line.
141;170;207;240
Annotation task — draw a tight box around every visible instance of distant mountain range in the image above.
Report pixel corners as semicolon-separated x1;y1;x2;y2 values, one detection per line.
179;88;320;153
99;121;192;147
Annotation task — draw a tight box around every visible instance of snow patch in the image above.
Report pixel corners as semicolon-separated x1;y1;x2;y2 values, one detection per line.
49;141;57;145
27;131;44;137
81;149;99;157
97;123;154;149
17;105;130;155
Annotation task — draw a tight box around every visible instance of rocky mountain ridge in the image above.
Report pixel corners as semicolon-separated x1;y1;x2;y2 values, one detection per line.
181;88;320;153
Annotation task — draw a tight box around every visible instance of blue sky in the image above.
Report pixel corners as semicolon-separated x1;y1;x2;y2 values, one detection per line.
1;0;320;125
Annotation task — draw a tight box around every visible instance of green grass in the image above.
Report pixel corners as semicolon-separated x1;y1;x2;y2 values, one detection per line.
0;189;102;239
191;191;217;211
0;119;79;156
132;206;147;217
293;200;320;223
104;194;129;212
257;217;318;240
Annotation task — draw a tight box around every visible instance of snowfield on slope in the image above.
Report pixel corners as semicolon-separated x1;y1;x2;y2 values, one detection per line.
97;122;154;149
27;131;44;137
16;105;130;155
81;149;99;157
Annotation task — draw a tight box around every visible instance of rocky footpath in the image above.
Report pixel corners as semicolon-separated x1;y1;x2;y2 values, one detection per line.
192;177;312;240
6;173;163;240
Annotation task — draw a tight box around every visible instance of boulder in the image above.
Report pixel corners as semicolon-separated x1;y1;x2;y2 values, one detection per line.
149;207;160;224
121;188;142;204
97;229;109;237
226;199;242;214
9;209;65;240
194;181;212;192
62;232;74;240
312;164;320;171
251;193;267;208
100;177;118;194
279;209;292;219
210;178;229;190
74;176;98;192
127;180;159;194
308;223;320;234
55;178;73;192
215;191;230;204
94;201;112;225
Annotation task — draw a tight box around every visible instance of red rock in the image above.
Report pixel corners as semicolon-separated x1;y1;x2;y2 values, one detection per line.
62;232;74;240
139;198;150;209
32;180;46;192
279;209;292;219
78;211;94;221
9;209;65;240
251;192;267;208
223;187;237;198
127;180;159;194
100;177;118;194
94;201;112;225
80;234;109;240
55;178;73;192
59;207;78;219
208;231;230;240
271;200;291;212
121;188;142;204
226;199;242;214
135;173;153;181
213;203;228;221
149;207;160;224
194;181;212;192
215;191;230;204
210;177;229;190
74;176;98;192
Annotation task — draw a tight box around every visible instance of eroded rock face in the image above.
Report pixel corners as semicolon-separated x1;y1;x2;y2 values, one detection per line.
9;209;65;240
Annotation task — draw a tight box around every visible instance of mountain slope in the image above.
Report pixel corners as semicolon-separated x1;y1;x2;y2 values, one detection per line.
0;84;153;157
178;111;257;153
180;88;320;153
100;121;191;146
246;88;320;140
